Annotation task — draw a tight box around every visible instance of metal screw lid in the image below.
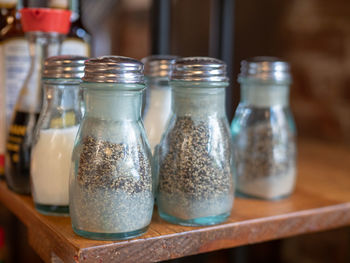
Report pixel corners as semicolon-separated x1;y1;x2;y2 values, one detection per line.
239;56;291;83
83;56;144;84
170;56;228;82
43;55;87;79
141;55;178;78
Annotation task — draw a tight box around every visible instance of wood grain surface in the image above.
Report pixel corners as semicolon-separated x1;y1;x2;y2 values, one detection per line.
0;139;350;263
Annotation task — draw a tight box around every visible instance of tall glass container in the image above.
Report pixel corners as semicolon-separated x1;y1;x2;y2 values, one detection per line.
0;0;30;178
142;55;177;153
156;57;235;226
31;56;86;215
69;56;154;240
231;57;297;200
5;8;71;194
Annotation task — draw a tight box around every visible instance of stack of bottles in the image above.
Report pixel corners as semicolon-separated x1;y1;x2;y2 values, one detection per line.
0;3;297;243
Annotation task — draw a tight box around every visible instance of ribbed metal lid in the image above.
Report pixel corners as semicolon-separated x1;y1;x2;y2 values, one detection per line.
43;55;87;79
83;56;144;84
171;57;228;82
239;56;291;83
141;55;178;78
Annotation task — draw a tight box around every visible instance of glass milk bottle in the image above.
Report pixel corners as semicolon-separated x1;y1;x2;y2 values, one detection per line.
141;55;177;153
231;57;297;200
31;56;86;215
69;56;154;240
156;57;235;226
5;8;71;194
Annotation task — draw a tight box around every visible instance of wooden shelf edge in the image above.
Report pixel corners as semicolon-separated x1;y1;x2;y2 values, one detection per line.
0;140;350;262
0;182;78;262
77;203;350;262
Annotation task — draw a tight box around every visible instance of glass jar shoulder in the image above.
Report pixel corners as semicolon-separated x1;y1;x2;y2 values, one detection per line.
231;103;296;137
70;116;152;195
158;114;233;164
32;82;82;145
73;116;151;165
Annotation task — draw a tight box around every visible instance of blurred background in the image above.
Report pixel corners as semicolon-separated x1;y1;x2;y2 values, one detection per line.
78;0;350;146
25;0;350;146
0;0;349;262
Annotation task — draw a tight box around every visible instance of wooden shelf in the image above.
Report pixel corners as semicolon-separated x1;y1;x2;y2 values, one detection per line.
0;140;350;263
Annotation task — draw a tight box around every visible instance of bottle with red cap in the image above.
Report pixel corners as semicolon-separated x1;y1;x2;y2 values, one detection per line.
5;8;71;194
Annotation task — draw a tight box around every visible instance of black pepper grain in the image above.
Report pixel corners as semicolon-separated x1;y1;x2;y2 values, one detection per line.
77;135;151;194
233;122;296;181
158;116;234;201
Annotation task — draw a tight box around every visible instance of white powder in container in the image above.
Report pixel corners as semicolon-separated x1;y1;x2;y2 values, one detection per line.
31;125;79;206
237;168;296;199
144;87;171;153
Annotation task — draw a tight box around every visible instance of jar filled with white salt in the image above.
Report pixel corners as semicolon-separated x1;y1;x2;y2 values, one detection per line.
231;57;297;200
141;55;178;153
31;55;87;216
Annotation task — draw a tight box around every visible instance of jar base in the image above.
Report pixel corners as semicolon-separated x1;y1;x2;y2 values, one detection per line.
72;226;149;241
158;210;230;226
35;203;69;216
236;190;292;201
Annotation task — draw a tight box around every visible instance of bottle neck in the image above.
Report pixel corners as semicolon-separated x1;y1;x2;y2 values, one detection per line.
70;0;80;22
27;31;63;62
240;80;290;108
42;81;81;128
17;32;63;112
84;85;143;121
146;77;171;110
171;83;227;118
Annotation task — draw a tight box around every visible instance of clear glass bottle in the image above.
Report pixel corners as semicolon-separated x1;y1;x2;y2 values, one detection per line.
156;57;235;226
141;55;177;153
5;8;71;194
31;56;86;215
69;56;154;240
231;57;297;200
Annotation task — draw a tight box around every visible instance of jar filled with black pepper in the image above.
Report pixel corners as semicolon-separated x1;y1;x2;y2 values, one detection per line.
69;56;154;240
231;57;297;200
155;57;235;226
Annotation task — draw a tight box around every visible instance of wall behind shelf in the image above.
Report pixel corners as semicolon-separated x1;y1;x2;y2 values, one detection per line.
81;0;350;145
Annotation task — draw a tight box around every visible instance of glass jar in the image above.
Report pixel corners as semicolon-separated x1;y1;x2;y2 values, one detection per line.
141;55;177;153
231;57;297;200
31;56;86;216
5;8;71;194
69;56;154;240
156;57;235;226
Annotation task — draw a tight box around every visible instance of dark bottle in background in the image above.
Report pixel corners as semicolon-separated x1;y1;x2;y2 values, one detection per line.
0;0;30;179
6;111;39;193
